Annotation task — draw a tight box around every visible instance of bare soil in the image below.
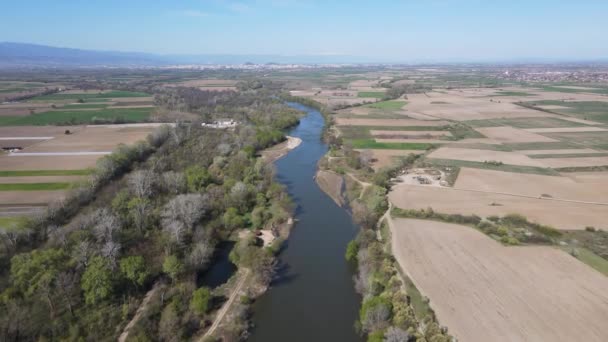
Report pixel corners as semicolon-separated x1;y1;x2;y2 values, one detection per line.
390;218;608;342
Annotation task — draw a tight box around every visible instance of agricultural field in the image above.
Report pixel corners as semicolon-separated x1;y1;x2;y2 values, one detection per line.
0;89;155;125
389;218;608;342
0;123;158;220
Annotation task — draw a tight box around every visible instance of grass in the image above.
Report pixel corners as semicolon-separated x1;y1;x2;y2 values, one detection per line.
349;139;434;150
0;216;27;229
504;141;579;150
538;85;608;95
0;107;153;126
464;117;587;129
529;152;608;159
357;91;386;99
0;183;72;191
542;131;608;150
397;267;431;320
60;103;109;109
492;91;534;96
0;169;92;177
522;100;608;124
337;125;451;139
565;247;608;277
426;158;559;175
363;100;406;110
31;90;150;101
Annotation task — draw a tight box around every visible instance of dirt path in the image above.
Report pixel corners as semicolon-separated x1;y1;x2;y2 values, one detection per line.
346;173;372;199
118;283;160;342
201;269;250;340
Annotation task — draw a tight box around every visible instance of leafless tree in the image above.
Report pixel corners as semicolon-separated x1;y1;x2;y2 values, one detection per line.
128;169;156;198
56;271;79;317
359;149;374;168
384;327;410;342
91;208;121;242
363;304;391;332
101;240;121;268
73;240;94;269
162;194;208;231
162;171;186;194
188;240;214;270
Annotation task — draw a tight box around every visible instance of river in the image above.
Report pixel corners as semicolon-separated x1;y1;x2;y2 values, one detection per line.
248;103;363;342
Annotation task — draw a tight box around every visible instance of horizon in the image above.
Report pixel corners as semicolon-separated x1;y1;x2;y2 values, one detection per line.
1;1;608;62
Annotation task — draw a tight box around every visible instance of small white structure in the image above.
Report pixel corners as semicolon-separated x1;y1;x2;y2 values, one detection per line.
201;119;238;129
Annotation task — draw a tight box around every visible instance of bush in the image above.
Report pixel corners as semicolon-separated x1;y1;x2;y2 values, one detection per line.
345;240;359;262
191;287;212;316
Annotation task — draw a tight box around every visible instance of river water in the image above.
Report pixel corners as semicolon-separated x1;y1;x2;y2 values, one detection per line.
249;103;362;342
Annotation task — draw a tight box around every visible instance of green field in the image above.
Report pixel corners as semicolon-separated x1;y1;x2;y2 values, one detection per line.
349;138;433;150
32;90;150;101
0;216;27;229
61;103;109;109
0;183;72;191
529;152;608;159
464;117;587;129
0;107;153;126
492;91;534;96
357;91;386;98
426;158;559;175
337;125;451;139
543;131;608;150
538;86;608;95
523;100;608;124
0;169;92;177
363;100;406;110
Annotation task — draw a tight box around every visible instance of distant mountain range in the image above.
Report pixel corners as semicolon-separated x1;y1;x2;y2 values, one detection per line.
0;42;383;68
2;42;607;68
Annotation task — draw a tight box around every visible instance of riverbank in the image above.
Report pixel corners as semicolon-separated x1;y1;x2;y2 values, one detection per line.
248;102;362;342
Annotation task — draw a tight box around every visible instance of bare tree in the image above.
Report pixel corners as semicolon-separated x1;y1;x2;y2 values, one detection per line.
384;327;410;342
101;240;121;268
129;198;151;233
188;240;214;270
91;208;121;242
363;304;391;332
162;171;186;194
128;170;156;198
359;149;374;168
73;240;94;269
162;194;208;231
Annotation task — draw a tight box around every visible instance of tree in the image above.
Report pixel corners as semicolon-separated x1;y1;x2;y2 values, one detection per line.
128;197;151;233
185;165;211;192
188;241;214;270
162;194;208;243
81;256;114;305
360;296;392;332
119;256;149;289
10;248;69;318
190;287;212;316
384;327;410;342
345;240;359;262
163;255;184;282
128;170;155;198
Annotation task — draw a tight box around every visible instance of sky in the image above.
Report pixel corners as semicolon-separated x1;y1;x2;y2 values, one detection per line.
1;0;608;62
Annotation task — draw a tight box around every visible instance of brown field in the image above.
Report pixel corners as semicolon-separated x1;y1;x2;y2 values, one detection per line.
427;147;544;166
356;149;424;170
0;175;85;184
23;126;154;153
521;148;600;155
370;130;452;138
0;155;100;170
525;127;608;133
454;167;608;203
375;138;447;144
564;171;608;183
474;126;557;143
388;184;608;230
334;118;448;127
539;156;608;168
390;218;608;342
0;191;68;205
0;108;35;116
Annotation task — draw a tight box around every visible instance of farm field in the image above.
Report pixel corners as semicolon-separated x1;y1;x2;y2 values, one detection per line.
388;183;608;230
389;218;608;342
0;123;157;217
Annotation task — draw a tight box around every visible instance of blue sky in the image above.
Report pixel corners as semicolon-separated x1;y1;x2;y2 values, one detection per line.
2;0;608;61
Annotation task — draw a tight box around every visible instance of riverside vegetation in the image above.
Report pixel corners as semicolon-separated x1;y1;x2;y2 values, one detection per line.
0;80;302;341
